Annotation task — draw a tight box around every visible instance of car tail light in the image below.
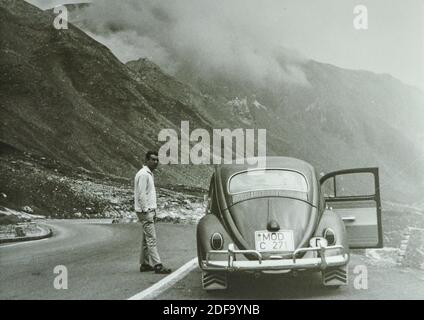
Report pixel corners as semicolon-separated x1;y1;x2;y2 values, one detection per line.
323;228;336;245
210;233;224;250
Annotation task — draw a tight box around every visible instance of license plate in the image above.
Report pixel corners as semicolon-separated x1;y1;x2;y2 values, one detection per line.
255;230;294;252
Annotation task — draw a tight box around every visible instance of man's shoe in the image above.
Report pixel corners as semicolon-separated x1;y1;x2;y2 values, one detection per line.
154;264;172;274
140;264;154;272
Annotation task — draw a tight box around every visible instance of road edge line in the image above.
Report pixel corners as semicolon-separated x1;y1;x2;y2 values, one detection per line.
128;257;198;300
0;225;53;245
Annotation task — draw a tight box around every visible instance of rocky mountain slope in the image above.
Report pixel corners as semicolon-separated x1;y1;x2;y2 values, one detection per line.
0;142;206;220
126;57;424;204
0;0;214;189
1;0;424;212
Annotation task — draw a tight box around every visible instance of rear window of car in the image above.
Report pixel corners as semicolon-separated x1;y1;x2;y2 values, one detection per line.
229;169;308;194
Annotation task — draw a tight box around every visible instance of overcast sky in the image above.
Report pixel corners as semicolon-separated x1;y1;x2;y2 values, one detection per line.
27;0;424;91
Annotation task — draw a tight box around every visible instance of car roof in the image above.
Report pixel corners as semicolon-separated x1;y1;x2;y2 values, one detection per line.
217;156;317;184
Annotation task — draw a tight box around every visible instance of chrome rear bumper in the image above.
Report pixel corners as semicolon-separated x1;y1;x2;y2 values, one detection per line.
201;243;349;272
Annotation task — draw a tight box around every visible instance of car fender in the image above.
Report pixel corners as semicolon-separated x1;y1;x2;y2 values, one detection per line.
314;210;349;256
197;214;232;268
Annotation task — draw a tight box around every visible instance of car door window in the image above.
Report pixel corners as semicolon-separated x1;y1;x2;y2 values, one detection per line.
335;172;375;197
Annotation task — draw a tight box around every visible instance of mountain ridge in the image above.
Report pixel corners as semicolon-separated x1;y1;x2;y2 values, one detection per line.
1;0;424;206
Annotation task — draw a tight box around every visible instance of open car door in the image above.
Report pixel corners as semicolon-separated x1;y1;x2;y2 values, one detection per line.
320;168;383;249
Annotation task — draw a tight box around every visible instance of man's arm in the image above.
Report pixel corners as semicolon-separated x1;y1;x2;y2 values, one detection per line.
136;173;150;212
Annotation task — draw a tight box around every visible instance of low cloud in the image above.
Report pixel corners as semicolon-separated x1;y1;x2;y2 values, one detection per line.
73;0;310;86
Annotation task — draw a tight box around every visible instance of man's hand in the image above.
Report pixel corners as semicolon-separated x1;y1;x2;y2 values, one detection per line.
143;208;155;214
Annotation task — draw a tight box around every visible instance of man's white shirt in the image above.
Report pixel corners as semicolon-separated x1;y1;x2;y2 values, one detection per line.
134;165;157;212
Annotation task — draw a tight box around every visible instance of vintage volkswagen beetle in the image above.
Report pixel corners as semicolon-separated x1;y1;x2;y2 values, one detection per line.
197;157;382;291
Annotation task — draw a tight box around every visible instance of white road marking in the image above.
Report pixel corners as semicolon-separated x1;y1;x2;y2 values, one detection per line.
128;257;198;300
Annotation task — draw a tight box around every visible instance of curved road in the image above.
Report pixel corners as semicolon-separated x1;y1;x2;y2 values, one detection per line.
1;220;423;299
0;220;195;300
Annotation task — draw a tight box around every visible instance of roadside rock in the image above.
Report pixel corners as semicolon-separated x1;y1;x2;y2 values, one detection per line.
365;247;399;267
74;212;82;218
401;227;424;270
22;206;33;213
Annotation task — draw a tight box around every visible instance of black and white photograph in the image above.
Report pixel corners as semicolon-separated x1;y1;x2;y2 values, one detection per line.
1;0;424;304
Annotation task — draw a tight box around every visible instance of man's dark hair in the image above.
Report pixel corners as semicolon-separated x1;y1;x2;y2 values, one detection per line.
145;150;158;161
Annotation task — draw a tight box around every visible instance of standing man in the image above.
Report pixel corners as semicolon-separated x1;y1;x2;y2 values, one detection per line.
135;151;172;274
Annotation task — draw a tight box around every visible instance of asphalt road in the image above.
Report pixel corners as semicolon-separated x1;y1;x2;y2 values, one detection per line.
1;220;423;300
158;254;424;300
0;220;196;300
